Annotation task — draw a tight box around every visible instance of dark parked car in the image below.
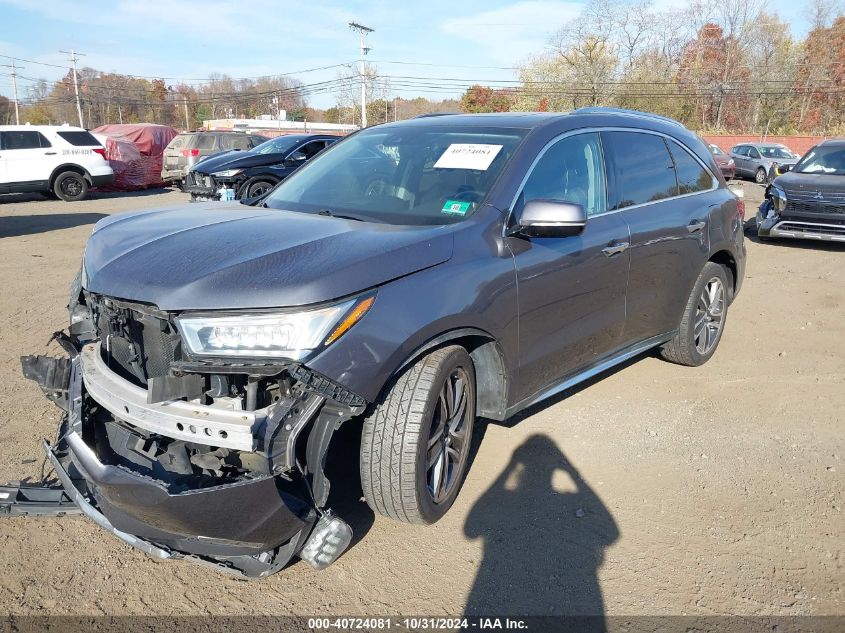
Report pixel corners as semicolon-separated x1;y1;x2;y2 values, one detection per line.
708;144;736;180
184;134;339;200
22;108;745;577
757;139;845;243
161;131;268;185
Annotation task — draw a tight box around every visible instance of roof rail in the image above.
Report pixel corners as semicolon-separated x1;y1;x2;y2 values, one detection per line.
414;112;459;118
572;107;686;129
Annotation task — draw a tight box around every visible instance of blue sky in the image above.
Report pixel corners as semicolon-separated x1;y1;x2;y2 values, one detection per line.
0;0;815;110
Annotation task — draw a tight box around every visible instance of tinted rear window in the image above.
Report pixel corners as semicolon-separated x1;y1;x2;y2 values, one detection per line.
221;135;252;151
602;131;677;209
2;130;51;150
56;131;100;146
167;134;192;150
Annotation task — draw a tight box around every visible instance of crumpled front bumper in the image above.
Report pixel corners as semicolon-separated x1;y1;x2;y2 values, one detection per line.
43;353;317;578
756;202;845;243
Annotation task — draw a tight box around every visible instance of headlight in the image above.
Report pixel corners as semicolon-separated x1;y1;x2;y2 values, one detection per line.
176;295;374;360
728;159;735;166
211;169;243;178
770;185;787;212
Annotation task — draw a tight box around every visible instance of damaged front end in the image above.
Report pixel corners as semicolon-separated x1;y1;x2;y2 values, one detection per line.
21;291;368;577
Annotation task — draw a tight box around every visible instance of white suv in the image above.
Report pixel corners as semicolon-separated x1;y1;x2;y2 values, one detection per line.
0;125;114;201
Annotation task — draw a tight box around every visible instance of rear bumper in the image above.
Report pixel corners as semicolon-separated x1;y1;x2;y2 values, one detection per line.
90;174;114;187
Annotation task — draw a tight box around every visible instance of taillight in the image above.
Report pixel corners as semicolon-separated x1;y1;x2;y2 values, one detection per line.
181;148;199;157
737;199;745;220
92;147;106;159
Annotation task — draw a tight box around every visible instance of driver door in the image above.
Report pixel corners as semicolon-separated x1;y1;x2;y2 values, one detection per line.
507;132;630;403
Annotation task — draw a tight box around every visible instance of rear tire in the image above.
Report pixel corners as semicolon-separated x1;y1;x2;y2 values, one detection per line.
53;171;88;202
660;262;729;367
361;345;476;524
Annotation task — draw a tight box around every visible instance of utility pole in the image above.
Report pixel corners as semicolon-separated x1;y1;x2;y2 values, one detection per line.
1;61;20;124
183;95;190;130
348;22;373;128
59;49;85;128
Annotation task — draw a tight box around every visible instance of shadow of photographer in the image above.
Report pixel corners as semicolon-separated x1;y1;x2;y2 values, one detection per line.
464;434;619;620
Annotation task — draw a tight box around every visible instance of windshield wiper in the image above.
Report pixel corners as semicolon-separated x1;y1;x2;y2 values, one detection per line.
317;209;365;222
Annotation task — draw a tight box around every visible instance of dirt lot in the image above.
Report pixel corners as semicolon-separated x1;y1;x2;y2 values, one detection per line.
0;186;842;617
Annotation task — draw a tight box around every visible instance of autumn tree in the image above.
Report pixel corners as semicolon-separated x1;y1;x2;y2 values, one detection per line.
459;85;514;113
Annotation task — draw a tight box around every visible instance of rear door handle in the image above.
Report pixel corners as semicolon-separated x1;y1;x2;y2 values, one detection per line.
44;152;57;155
602;241;629;257
687;220;706;233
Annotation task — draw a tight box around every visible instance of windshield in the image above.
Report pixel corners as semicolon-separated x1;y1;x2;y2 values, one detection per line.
709;145;724;155
794;145;845;176
263;125;527;225
758;146;795;159
252;136;303;155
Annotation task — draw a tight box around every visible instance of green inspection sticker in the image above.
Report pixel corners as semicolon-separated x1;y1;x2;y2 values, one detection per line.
441;200;471;215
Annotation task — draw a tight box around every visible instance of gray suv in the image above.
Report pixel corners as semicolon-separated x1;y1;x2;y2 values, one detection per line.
161;131;268;185
23;108;745;577
730;142;798;184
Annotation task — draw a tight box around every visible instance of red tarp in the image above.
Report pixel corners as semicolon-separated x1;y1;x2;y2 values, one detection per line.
92;123;178;190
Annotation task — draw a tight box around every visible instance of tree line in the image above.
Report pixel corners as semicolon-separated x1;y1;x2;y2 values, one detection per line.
460;0;845;135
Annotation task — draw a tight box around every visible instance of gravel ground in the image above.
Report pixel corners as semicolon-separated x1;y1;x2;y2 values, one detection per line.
0;185;842;616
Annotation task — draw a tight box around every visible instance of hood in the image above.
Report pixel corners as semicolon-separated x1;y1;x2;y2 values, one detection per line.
193;150;282;174
713;154;732;167
83;203;454;310
774;171;845;196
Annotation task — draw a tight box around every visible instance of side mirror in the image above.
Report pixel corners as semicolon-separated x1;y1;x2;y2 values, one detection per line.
511;199;587;238
776;163;792;174
285;151;307;166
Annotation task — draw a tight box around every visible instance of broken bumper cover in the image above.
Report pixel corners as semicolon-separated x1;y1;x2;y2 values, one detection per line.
756;205;845;243
45;432;313;562
41;352;321;577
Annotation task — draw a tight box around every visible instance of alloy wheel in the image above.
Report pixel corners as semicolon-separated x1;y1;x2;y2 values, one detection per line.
694;277;725;354
426;368;471;504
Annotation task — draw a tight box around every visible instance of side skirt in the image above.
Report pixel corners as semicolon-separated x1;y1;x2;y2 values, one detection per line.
505;332;675;419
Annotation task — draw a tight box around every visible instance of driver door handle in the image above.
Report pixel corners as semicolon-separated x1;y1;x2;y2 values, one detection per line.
602;241;629;257
44;152;57;155
687;220;707;233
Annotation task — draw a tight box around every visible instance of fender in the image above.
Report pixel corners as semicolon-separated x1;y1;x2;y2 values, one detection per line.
49;163;93;186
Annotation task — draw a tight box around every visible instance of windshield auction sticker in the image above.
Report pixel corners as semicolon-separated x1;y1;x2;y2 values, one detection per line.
434;144;503;170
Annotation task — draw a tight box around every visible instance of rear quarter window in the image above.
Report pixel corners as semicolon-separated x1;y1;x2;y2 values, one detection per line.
668;140;714;194
602;131;678;209
194;135;217;150
56;131;100;147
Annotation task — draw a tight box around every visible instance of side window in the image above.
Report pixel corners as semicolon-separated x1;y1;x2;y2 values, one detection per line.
520;132;606;217
602;131;677;210
748;147;761;159
194;135;217;150
3;131;49;150
668;140;713;194
732;146;746;156
299;141;326;159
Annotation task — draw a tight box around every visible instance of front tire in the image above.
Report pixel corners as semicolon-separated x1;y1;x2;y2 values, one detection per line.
660;262;729;367
361;345;476;524
754;167;767;184
245;179;276;198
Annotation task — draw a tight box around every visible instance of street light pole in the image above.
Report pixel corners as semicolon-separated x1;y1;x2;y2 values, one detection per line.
348;22;373;128
1;61;20;124
59;49;85;128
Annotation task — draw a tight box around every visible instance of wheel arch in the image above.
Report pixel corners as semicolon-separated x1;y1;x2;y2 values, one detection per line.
708;249;738;302
393;327;509;421
237;174;281;197
49;164;92;188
